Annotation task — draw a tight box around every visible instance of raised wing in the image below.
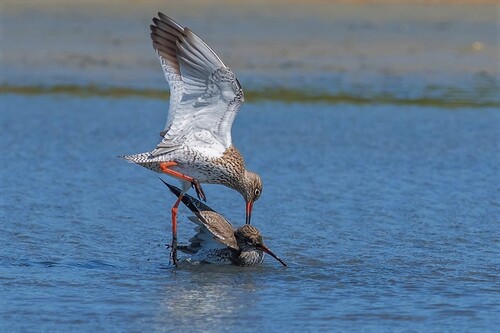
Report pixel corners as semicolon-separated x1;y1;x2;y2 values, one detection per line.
150;13;244;158
162;181;238;250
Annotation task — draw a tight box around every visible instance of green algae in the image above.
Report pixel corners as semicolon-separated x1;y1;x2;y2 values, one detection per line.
1;84;497;108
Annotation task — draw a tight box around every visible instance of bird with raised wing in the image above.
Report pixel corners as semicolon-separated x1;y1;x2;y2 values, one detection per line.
121;13;263;265
161;179;286;267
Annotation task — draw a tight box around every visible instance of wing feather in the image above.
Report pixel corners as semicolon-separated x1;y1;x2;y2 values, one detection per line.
150;13;244;158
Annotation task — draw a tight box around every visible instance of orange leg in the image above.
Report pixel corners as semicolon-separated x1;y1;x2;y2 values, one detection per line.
159;162;206;201
169;193;185;266
159;162;205;266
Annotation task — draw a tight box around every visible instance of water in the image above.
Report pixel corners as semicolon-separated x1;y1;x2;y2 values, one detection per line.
1;1;499;331
1;95;499;332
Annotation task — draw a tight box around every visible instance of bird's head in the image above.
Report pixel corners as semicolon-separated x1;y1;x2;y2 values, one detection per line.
241;171;262;225
235;225;287;267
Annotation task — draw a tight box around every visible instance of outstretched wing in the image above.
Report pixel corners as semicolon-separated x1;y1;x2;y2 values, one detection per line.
162;180;239;250
150;13;244;158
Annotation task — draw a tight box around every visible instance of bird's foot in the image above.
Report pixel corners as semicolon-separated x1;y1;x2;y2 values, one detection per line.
169;238;178;267
191;179;206;202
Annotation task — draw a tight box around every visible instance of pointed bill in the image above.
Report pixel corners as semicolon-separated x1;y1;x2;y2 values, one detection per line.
257;244;287;267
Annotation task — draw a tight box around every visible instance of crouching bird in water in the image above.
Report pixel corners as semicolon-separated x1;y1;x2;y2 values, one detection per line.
161;179;286;267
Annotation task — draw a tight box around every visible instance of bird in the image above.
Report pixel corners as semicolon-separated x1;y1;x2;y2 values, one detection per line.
120;13;263;265
161;179;286;267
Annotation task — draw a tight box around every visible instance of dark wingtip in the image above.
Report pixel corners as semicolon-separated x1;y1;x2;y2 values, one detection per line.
157;12;172;25
158;177;182;197
158;178;209;215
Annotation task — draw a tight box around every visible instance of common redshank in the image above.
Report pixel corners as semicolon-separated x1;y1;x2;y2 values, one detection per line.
161;179;286;267
121;13;263;264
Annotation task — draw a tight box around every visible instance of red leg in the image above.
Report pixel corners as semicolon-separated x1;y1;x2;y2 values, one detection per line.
159;162;193;182
159;162;205;265
170;193;184;266
159;162;206;201
170;187;190;266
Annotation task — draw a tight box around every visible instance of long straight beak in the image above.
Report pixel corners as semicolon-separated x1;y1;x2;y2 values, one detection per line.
257;244;287;267
245;200;253;225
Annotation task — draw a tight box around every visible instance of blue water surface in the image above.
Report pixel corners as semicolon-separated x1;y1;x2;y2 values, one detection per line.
0;95;499;332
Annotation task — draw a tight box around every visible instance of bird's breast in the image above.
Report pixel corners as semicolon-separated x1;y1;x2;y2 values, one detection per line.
236;250;265;266
171;145;245;185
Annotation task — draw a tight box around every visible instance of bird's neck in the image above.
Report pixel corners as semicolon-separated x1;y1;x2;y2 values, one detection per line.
235;170;252;197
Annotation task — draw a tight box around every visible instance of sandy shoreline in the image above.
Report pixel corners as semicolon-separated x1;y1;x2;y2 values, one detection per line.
1;0;498;105
3;0;498;5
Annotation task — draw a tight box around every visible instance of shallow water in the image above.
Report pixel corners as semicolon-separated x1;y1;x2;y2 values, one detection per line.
1;95;499;332
1;1;499;331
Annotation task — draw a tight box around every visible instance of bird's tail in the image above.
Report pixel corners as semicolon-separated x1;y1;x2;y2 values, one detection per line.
119;152;163;173
120;152;152;163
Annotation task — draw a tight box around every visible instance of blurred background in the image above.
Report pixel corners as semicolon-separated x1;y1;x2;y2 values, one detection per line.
1;1;499;332
1;0;498;105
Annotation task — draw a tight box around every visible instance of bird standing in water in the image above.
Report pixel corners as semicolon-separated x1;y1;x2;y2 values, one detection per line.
161;180;286;267
121;13;263;265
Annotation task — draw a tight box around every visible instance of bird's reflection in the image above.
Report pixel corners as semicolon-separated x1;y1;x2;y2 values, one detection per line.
154;266;263;329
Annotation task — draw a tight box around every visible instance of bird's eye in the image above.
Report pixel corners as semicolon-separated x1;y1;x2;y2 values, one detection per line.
254;189;261;197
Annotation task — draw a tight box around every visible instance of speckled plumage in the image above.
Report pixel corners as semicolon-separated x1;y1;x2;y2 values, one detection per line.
123;145;245;189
